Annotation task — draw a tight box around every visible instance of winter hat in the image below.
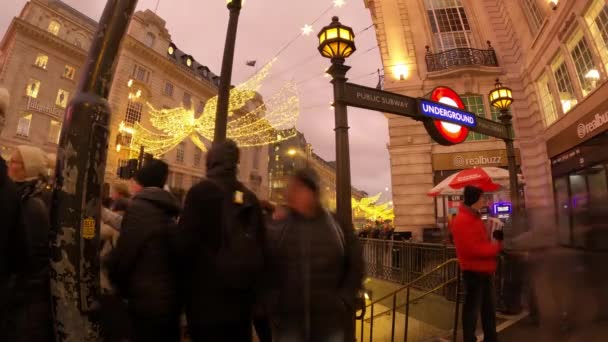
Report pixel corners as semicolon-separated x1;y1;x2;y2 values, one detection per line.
206;139;240;179
16;145;48;181
134;159;168;188
293;167;321;194
463;185;484;206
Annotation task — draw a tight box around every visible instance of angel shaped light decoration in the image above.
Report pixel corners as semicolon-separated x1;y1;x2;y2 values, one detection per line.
352;193;395;221
126;59;299;158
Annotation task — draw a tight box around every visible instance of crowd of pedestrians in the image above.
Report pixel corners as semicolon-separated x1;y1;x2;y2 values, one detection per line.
0;139;364;342
357;220;394;240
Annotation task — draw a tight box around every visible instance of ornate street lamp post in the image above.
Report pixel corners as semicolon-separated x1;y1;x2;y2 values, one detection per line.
214;0;243;142
317;16;356;230
489;79;519;210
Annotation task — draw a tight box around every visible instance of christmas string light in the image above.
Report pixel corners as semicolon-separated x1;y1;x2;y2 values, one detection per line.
128;62;300;157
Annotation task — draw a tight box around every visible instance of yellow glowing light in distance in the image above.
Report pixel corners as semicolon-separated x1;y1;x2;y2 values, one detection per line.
287;148;297;156
115;143;121;152
127;79;133;87
167;46;174;55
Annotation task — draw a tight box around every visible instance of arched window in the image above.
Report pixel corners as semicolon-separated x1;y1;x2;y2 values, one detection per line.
425;0;473;51
145;32;156;48
47;20;61;36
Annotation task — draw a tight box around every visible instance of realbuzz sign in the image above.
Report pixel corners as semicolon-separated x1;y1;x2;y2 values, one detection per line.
419;99;477;127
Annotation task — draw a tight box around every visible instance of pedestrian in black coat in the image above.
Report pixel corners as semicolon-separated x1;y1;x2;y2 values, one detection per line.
0;156;28;335
176;139;266;342
266;168;364;342
3;145;53;342
106;160;181;342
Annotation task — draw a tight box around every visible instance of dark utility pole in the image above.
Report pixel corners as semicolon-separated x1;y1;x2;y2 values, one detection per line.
50;0;138;340
329;61;354;231
499;111;520;211
214;0;243;142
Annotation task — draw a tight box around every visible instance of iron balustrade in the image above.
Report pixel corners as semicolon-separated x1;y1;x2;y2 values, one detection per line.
425;43;499;72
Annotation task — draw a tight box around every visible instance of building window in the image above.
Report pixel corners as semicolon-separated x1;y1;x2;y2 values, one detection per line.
176;142;185;163
63;65;76;80
425;0;473;51
56;89;69;108
183;92;192;108
174;172;184;189
196;100;205;114
47;20;61;35
145;32;156;48
16;114;32;137
26;79;41;98
124;100;143;126
567;31;600;96
34;54;48;69
537;73;558;126
461;95;489;141
193;148;202;167
132;64;150;83
163;81;174;97
521;0;544;34
585;0;608;73
253;147;261;170
48;120;61;144
551;55;578;113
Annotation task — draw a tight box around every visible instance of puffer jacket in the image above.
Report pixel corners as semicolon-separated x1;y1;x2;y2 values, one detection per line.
450;205;501;274
265;208;364;336
106;187;181;317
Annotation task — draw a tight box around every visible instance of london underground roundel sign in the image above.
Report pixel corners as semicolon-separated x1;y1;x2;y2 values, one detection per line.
422;87;471;145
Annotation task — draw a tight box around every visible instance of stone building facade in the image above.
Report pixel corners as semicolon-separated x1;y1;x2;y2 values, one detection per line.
268;131;368;212
364;0;608;243
0;0;269;199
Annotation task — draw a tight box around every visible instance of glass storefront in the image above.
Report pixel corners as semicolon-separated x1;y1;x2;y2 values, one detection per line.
551;133;608;248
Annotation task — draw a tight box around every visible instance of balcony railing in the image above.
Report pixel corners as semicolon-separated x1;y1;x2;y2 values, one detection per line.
425;41;499;73
26;96;64;118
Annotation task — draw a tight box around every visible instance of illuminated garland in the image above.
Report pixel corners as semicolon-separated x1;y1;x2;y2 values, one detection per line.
352;193;395;221
127;59;299;157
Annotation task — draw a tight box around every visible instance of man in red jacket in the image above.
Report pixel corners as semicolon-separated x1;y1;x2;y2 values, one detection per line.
451;185;503;342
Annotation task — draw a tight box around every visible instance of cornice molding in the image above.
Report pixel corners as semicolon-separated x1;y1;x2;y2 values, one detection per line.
12;18;88;59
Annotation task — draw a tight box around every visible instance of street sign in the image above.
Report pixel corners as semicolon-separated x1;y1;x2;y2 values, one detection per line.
419;99;477;128
474;116;511;140
342;82;419;117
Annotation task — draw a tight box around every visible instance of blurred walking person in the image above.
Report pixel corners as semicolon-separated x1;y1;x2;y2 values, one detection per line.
0;154;28;339
266;168;364;342
106;160;181;342
450;185;502;342
4;145;53;342
177;139;266;342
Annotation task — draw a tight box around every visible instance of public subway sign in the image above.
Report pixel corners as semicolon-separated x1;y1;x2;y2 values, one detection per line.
342;83;418;117
419;99;477;128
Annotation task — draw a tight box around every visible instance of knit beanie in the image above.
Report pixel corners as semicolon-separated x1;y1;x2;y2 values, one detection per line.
16;145;48;181
463;185;484;206
293;167;321;195
134;159;168;188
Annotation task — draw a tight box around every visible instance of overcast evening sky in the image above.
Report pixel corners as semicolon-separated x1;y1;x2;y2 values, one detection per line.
0;0;392;200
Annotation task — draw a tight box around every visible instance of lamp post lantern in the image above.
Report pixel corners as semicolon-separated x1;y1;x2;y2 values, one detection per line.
214;0;243;142
318;16;356;231
489;79;519;210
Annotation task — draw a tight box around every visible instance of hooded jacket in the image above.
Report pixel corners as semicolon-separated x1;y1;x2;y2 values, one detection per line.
450;205;501;274
106;187;181;316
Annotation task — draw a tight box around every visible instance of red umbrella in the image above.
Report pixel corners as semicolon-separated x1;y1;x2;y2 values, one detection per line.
448;167;501;192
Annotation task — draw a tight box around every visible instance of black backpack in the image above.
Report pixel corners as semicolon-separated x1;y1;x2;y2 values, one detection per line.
212;181;264;291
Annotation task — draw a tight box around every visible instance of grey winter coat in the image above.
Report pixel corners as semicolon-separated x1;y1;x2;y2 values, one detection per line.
265;209;364;337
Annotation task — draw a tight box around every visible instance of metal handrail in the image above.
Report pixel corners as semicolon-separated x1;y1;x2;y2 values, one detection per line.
363;276;458;322
424;45;499;72
357;258;462;342
367;258;459;306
